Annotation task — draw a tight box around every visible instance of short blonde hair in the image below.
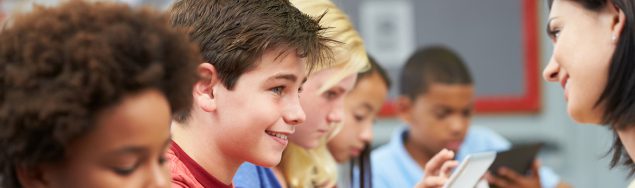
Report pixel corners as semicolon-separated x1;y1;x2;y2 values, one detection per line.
291;0;370;93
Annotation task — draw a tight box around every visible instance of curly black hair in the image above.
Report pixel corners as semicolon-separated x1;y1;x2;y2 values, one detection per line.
0;1;199;187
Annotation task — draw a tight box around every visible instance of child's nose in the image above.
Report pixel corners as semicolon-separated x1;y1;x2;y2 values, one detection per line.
284;100;306;126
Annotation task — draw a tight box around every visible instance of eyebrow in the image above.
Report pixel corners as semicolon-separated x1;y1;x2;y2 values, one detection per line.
267;73;307;83
361;103;373;112
433;105;453;111
107;146;146;157
107;137;172;157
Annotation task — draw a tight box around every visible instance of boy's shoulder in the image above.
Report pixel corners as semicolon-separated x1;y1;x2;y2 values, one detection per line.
166;143;233;188
457;126;512;159
372;126;408;161
371;143;397;161
234;163;261;188
371;139;418;188
166;146;204;188
371;127;408;172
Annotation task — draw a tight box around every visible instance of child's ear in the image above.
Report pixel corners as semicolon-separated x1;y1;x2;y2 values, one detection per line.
396;96;414;123
16;164;51;188
194;62;220;112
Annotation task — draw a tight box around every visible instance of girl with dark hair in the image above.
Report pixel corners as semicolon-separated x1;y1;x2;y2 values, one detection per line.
327;56;391;188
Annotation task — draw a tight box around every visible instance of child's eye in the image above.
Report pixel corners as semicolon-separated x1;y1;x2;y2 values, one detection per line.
462;109;472;117
435;110;450;120
107;156;140;176
354;114;365;122
271;86;285;95
323;90;340;100
112;163;139;176
159;155;167;165
436;114;448;120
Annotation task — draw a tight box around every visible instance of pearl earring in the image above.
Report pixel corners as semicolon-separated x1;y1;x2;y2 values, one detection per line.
612;34;617;41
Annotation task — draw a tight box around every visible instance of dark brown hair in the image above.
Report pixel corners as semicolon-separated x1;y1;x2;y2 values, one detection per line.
357;55;391;89
0;2;199;187
399;46;473;100
346;56;388;188
349;144;372;188
168;0;335;122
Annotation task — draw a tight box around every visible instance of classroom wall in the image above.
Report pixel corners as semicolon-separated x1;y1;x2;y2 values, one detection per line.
5;0;631;187
332;0;633;187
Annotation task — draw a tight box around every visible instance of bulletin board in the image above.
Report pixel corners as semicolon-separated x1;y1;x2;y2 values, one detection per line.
344;0;541;116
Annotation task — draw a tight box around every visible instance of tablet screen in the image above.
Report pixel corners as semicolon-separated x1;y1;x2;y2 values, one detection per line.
488;143;543;176
443;152;496;188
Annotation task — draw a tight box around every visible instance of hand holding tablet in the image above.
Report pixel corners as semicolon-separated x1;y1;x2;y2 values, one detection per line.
440;143;544;188
489;143;543;176
415;149;459;188
416;144;544;188
443;152;496;188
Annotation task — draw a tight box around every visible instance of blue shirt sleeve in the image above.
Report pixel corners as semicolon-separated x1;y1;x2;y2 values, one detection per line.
371;127;424;188
234;163;283;188
234;163;262;188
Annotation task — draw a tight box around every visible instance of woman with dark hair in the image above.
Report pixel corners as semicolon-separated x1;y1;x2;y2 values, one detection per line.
327;56;391;188
0;1;199;187
543;0;635;180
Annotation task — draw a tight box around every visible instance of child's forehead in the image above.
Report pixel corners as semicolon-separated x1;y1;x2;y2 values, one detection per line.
415;80;470;92
252;47;302;64
415;83;475;101
238;50;307;80
427;82;474;91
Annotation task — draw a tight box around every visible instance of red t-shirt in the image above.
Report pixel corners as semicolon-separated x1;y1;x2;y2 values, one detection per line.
167;142;234;188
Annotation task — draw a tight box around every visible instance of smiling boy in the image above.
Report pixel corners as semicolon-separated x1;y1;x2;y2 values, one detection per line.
166;0;333;187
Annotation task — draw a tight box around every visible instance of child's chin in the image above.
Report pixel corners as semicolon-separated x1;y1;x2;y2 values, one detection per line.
304;140;321;149
253;156;282;167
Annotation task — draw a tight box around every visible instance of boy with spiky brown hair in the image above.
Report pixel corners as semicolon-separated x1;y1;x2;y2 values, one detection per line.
166;0;334;187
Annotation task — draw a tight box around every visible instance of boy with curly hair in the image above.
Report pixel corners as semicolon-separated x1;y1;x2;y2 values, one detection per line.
0;1;199;187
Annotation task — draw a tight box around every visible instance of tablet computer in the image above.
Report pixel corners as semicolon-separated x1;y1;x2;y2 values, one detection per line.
488;143;543;176
443;152;496;188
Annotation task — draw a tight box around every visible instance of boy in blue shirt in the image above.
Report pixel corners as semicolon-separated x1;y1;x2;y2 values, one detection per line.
372;46;570;188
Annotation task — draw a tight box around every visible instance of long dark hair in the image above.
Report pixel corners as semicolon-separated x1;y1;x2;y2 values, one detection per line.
350;144;372;188
344;55;390;188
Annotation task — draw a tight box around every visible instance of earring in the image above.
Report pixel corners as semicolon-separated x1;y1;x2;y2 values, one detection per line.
611;34;617;41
